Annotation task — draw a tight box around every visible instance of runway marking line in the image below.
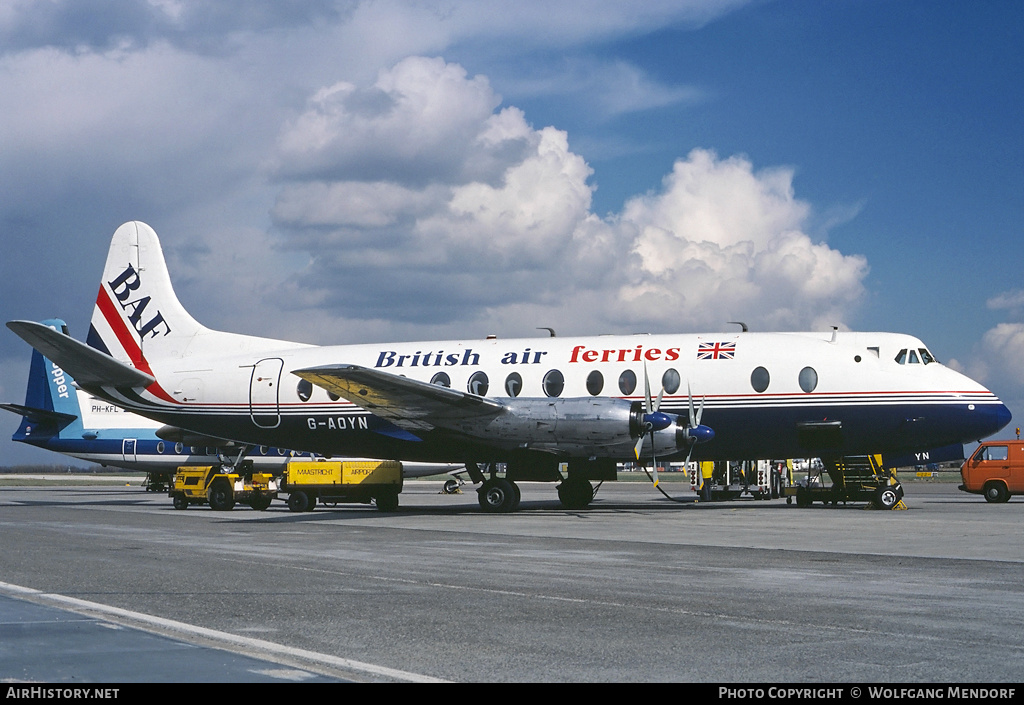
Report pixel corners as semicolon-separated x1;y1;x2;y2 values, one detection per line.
0;580;448;683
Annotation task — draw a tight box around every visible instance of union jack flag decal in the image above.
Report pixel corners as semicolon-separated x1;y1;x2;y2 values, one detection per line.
697;341;736;360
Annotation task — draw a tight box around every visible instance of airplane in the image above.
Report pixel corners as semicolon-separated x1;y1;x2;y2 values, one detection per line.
7;221;1011;512
2;320;462;493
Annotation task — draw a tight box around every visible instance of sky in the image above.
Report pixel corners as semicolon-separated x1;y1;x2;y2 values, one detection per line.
1;0;1022;465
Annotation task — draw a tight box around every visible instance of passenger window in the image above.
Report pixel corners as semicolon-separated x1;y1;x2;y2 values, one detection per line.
543;369;565;398
586;370;604;396
430;372;451;388
619;370;637;395
468;371;489;396
662;368;681;395
799;367;818;393
505;372;523;397
297;378;313;401
895;349;907;365
751;367;770;393
156;441;165;454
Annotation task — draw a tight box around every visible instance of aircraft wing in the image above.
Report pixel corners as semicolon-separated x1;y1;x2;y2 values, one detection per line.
293;364;505;432
6;320;155;388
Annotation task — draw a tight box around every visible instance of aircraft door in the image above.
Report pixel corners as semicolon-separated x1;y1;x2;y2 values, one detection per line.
122;438;137;464
249;358;283;429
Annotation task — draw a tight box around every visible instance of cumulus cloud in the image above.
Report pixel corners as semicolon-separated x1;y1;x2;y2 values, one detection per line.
273;58;511;186
268;57;868;337
613;151;868;330
961;290;1024;403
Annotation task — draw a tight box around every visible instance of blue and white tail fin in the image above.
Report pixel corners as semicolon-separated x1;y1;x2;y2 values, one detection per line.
86;221;304;371
1;319;83;442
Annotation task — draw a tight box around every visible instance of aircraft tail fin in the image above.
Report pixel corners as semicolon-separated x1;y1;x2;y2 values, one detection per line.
1;320;83;441
86;221;207;367
86;221;306;368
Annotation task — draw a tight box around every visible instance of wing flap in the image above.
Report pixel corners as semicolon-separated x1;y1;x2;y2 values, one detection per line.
293;364;505;432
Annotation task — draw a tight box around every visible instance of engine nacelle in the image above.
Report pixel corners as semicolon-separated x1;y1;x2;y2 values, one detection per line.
449;397;691;458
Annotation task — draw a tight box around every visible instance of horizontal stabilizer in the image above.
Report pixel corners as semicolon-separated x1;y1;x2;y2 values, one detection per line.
294;364;504;432
0;403;77;425
6;320;155;388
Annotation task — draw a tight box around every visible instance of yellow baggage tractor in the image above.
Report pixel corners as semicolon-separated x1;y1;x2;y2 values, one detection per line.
281;459;403;512
170;463;278;511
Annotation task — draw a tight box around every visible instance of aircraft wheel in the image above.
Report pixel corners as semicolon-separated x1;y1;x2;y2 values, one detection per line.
984;482;1010;503
443;479;460;494
557;477;594;510
287;490;311;513
208;482;235;511
172;494;189;510
478;478;518;513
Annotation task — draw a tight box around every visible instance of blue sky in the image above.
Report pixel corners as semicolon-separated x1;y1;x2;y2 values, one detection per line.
1;0;1021;465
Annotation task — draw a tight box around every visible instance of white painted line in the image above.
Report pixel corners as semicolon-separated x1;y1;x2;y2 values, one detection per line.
0;580;449;683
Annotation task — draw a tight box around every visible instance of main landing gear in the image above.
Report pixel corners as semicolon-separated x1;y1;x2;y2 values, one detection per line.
467;461;597;513
556;476;594;509
478;477;520;513
466;463;520;513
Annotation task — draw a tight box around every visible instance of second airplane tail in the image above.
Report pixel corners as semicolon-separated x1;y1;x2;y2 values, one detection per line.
1;320;83;442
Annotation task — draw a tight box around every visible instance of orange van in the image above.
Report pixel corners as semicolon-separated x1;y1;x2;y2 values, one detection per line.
959;440;1024;503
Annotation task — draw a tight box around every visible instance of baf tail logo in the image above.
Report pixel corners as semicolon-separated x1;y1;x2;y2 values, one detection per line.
107;265;172;339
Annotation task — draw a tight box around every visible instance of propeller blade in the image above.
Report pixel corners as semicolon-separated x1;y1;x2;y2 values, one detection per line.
643;362;653;412
639;362;664;487
682;382;715;450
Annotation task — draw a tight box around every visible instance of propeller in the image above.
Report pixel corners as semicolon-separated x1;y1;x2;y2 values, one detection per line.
634;364;672;487
683;382;715;458
633;368;716;493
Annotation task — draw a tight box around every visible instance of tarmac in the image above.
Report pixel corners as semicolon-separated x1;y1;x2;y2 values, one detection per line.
1;477;1022;683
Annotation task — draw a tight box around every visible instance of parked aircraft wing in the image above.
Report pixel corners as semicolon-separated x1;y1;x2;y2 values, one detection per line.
293;364;505;432
6;320;155;388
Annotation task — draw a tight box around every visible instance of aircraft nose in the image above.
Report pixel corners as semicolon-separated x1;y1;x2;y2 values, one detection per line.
970;399;1012;441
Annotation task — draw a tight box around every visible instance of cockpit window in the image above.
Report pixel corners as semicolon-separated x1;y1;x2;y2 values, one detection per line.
895;347;937;365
